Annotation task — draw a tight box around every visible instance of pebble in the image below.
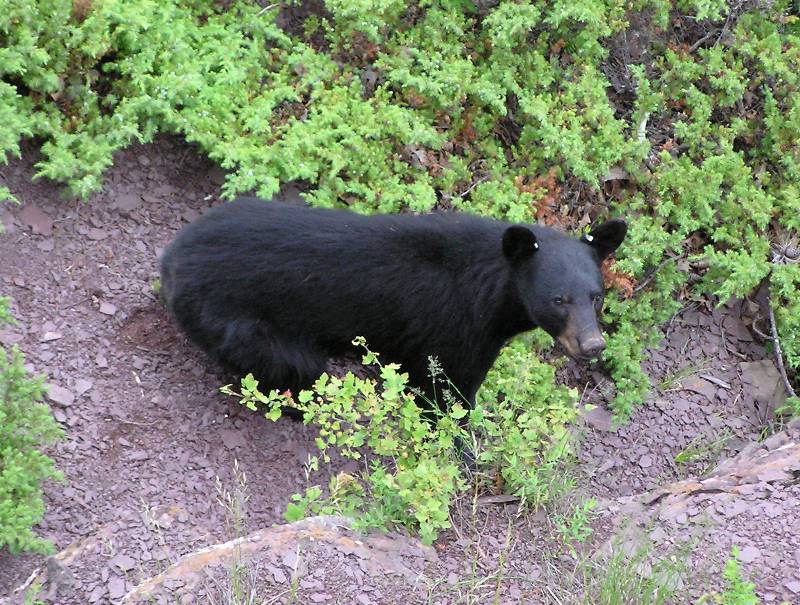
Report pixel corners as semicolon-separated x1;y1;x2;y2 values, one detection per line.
37;238;55;252
111;554;137;572
99;302;117;316
18;204;53;235
738;545;760;563
46;384;75;407
75;378;93;395
116;192;143;212
107;575;126;600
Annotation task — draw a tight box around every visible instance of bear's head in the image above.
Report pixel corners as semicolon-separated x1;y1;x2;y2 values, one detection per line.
502;219;627;360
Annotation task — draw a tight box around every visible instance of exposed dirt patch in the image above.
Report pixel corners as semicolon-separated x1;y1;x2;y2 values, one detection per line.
118;306;180;352
0;138;348;602
1;138;797;604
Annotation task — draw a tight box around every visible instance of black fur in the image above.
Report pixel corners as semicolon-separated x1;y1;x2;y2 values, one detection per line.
160;198;625;407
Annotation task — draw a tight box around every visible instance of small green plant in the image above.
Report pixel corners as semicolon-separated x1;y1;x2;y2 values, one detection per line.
577;531;685;605
0;297;63;555
697;546;759;605
476;337;579;507
224;335;578;544
776;396;800;419
554;498;597;556
223;337;466;544
22;582;45;605
211;460;256;605
674;428;732;474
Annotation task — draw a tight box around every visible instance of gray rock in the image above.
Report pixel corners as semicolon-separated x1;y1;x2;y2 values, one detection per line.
47;384;75;407
738;545;760;563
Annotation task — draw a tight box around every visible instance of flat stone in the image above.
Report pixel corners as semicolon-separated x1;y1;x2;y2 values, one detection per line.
582;405;615;432
41;331;63;342
740;360;786;407
0;330;23;346
46;384;75;407
269;565;287;584
116;193;143;212
757;469;790;483
75;379;93;395
37;238;55;252
19;204;53;235
738;546;760;563
220;428;247;450
108;575;126;600
99;302;117;316
88;584;106;603
680;376;717;401
111;554;137;572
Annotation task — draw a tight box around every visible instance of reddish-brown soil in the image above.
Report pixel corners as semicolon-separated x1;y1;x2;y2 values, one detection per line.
0;138;356;601
1;138;797;605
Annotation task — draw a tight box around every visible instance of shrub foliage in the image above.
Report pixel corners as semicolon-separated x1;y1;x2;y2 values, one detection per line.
2;0;799;539
3;0;797;416
224;337;578;543
0;298;63;554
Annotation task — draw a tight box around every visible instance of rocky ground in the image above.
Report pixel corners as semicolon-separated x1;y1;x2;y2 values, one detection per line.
1;137;797;605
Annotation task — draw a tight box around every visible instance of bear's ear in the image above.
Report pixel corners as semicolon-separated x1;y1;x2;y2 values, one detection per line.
503;226;539;263
582;220;627;261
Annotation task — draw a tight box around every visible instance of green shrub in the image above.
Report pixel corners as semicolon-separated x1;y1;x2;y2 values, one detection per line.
224;336;577;544
477;337;579;504
223;338;464;544
0;297;63;554
2;0;798;422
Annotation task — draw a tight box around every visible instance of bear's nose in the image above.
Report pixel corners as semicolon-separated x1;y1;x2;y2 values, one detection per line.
581;338;606;359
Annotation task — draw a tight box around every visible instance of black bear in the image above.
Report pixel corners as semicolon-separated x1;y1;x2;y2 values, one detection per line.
159;197;626;407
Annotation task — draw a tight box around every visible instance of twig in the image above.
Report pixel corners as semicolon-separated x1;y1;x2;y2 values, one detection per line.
767;289;798;399
633;256;675;295
60;297;90;310
688;29;720;53
716;12;734;46
256;2;279;16
118;418;159;427
13;567;41;594
751;319;769;341
458;175;489;198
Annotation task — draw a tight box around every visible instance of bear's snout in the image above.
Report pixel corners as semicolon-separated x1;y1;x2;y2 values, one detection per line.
578;336;605;359
556;321;606;361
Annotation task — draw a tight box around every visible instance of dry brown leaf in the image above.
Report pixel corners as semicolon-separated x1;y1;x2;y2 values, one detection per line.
602;258;635;298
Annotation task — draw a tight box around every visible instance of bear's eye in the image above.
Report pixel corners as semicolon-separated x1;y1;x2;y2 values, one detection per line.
554;296;564;306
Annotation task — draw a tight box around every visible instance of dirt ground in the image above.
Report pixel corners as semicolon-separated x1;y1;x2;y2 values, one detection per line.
1;138;798;604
